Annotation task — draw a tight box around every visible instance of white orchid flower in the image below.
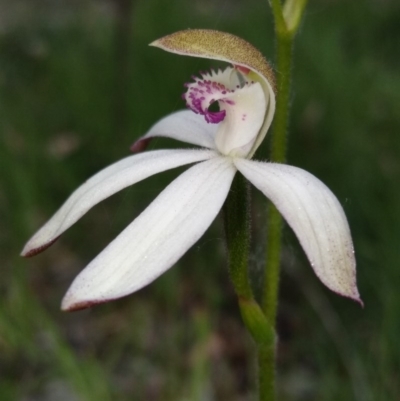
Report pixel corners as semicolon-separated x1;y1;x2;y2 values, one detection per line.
21;30;362;311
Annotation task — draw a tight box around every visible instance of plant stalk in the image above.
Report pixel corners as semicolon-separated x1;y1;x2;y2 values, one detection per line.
263;32;293;322
223;174;276;401
258;1;308;400
224;2;307;399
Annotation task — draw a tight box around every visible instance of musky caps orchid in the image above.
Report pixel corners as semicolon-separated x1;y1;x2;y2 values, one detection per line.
21;29;362;311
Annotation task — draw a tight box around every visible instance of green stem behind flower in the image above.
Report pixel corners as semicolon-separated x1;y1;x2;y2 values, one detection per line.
263;31;293;324
223;173;253;299
224;3;308;399
223;173;276;400
259;1;308;401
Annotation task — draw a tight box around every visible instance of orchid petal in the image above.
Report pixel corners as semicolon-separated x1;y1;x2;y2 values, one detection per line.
235;158;361;303
61;156;236;311
183;68;266;157
21;149;217;257
151;29;276;157
132;110;218;151
214;81;266;157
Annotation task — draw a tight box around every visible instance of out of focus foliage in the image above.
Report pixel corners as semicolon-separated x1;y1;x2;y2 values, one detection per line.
0;0;399;400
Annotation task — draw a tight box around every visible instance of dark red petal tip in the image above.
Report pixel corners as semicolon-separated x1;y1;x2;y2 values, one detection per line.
130;137;152;153
21;236;60;258
62;297;116;312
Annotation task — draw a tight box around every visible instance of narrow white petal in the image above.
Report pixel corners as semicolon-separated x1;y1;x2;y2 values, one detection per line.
235;158;361;303
22;149;217;257
132;110;218;150
61;157;236;311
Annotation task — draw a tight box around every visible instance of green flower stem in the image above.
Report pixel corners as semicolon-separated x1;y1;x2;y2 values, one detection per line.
223;173;253;299
258;1;308;400
258;342;277;400
264;203;284;325
263;32;293;321
269;33;293;164
223;173;276;400
269;0;286;34
259;17;294;401
224;3;308;399
240;297;276;400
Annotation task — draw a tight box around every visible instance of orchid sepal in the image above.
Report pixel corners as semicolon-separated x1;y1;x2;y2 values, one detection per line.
234;158;362;304
21;149;218;258
61;157;236;311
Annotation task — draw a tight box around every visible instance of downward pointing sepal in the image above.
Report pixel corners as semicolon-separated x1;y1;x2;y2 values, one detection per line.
61;157;236;311
234;158;362;305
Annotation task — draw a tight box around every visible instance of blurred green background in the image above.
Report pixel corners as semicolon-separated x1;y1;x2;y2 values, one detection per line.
1;0;399;400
